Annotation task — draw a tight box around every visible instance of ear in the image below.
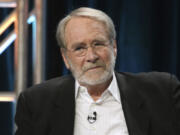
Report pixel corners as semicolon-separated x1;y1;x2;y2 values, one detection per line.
60;48;70;69
112;40;117;57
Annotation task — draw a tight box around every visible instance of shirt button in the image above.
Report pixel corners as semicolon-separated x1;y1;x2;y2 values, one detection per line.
90;103;96;110
92;126;96;130
81;88;86;92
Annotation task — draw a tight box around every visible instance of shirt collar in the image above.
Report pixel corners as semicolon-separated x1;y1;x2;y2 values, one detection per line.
75;72;121;103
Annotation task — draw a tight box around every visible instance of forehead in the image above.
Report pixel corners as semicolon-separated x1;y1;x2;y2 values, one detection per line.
64;17;108;45
65;16;106;31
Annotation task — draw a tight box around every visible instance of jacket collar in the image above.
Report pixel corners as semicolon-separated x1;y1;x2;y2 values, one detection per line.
115;72;150;135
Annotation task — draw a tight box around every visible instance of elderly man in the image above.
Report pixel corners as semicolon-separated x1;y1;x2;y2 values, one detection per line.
15;7;180;135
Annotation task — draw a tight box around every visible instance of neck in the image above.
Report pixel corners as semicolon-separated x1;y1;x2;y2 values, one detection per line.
80;77;113;101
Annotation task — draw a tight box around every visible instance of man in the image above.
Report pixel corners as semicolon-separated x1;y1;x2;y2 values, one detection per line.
15;7;180;135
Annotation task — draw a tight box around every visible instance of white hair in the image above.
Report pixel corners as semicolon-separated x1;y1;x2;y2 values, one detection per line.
56;7;116;48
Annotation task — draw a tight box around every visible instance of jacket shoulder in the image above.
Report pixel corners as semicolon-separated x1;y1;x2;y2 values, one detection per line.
116;71;175;83
22;75;74;95
17;75;74;111
115;71;180;95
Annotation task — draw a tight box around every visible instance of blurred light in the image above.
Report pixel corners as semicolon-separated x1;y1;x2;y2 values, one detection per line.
0;10;16;35
27;14;36;24
0;2;16;7
0;92;16;102
27;14;36;66
0;32;16;55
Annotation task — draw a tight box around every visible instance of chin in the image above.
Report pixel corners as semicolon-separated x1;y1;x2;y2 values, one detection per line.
78;70;113;86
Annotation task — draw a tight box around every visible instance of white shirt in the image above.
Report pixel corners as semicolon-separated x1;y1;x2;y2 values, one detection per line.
73;72;129;135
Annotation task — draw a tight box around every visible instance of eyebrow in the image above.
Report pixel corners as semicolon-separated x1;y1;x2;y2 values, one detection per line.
70;36;107;48
71;42;85;49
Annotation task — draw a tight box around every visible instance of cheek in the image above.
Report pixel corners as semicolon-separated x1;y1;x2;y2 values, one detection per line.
98;50;113;64
68;56;84;69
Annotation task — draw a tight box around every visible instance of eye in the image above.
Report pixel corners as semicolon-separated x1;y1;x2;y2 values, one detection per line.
74;46;86;51
94;41;105;47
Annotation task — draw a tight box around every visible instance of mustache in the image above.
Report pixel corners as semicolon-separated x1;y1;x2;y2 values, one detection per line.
82;61;106;72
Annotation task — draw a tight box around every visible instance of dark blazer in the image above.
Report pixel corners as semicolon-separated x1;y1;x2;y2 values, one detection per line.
15;72;180;135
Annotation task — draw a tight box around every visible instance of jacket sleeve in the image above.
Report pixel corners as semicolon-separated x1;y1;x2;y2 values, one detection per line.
171;74;180;134
15;93;33;135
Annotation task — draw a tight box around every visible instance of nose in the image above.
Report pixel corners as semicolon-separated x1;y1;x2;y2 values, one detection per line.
85;47;98;63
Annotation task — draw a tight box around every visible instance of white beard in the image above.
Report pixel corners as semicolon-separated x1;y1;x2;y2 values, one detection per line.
66;49;116;86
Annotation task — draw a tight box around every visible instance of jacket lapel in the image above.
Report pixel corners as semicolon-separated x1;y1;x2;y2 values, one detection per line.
50;76;75;135
115;72;150;135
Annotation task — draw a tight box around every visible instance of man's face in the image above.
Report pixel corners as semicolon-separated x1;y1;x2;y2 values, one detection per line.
61;17;117;86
